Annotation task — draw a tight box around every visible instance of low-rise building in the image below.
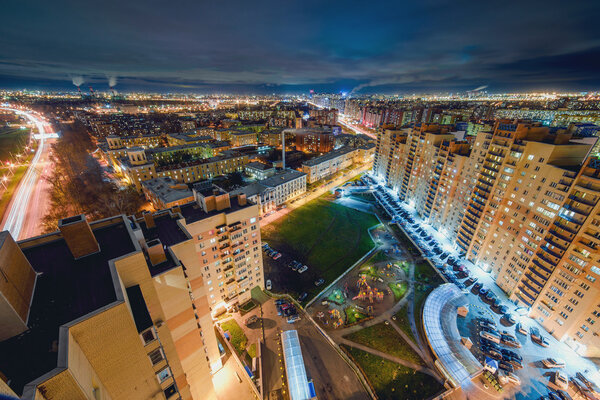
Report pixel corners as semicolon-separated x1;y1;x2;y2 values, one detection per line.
167;133;214;146
142;177;194;209
245;161;276;180
230;169;307;214
302;146;357;184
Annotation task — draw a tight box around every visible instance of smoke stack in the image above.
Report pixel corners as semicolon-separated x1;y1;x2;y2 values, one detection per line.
282;130;286;170
58;215;100;259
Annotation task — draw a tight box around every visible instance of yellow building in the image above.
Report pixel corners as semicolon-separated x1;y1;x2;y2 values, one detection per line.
230;131;257;147
0;192;264;399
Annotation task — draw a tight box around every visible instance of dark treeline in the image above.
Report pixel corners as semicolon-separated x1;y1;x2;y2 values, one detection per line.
43;121;143;232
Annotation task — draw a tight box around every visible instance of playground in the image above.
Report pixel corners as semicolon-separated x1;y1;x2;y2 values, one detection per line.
311;246;411;330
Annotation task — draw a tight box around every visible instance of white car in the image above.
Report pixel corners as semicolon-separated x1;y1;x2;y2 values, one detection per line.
266;279;272;290
507;373;521;386
551;372;568;390
480;330;501;344
298;265;308;274
542;358;565;369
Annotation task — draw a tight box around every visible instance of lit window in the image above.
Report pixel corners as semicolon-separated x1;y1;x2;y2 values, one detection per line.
157;367;172;383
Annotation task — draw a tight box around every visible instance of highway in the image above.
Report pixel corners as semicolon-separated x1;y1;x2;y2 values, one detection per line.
1;108;55;240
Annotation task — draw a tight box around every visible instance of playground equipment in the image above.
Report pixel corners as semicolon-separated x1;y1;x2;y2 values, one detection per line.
353;274;384;303
329;309;343;328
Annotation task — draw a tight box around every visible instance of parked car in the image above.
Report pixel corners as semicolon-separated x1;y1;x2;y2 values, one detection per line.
479;320;497;331
273;253;282;260
464;277;478;286
555;390;572;400
507;373;521;386
481;346;502;360
550;371;569;390
262;243;270;249
266;279;272;290
298;292;308;302
505;356;523;369
287;315;301;324
516;322;527;335
498;361;514;373
500;348;522;361
480;330;501;344
298;265;308;274
479;337;501;351
570;377;593;398
245;315;259;326
314;278;325;287
503;313;517;325
542;358;565;369
501;333;521;348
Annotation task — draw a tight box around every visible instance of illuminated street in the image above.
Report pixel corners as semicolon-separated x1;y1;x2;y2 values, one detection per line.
0;108;55;239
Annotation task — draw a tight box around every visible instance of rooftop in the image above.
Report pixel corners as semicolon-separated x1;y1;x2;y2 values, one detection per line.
245;161;274;171
141;177;194;204
302;146;355;167
179;197;252;224
260;169;306;187
138;211;190;247
0;219;137;396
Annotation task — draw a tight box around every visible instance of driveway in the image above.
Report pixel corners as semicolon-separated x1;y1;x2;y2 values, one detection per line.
261;298;371;400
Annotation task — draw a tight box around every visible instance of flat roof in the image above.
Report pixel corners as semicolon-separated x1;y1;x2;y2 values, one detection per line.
245;161;274;171
260;169;306;187
139;212;190;247
0;220;137;396
179;197;253;225
281;330;313;400
142;177;194;204
302;146;355;167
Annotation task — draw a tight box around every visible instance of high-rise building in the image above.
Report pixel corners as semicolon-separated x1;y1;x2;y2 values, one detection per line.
373;119;600;356
0;191;264;398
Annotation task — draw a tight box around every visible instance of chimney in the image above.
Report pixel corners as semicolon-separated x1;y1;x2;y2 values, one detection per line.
146;239;167;266
0;231;36;341
282;130;286;170
215;193;231;211
238;194;247;206
172;205;181;214
143;211;155;228
58;215;100;259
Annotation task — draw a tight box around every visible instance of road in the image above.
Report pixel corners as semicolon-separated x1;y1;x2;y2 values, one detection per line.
307;101;377;139
1;108;55;240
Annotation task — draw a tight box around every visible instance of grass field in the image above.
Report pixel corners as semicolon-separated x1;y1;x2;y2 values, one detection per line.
344;322;424;366
414;261;444;340
388;281;408;301
393;305;417;343
262;196;379;290
220;319;248;355
342;345;444;400
0;127;29;161
344;306;368;325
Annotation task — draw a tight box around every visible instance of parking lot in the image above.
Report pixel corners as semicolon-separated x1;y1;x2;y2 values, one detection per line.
366;173;600;400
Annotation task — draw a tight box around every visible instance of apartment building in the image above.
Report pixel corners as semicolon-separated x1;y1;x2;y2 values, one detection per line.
230;131;258;147
183;188;264;305
117;148;249;190
167;133;214;146
373;119;600;356
0;212;226;400
290;128;335;154
515;157;600;356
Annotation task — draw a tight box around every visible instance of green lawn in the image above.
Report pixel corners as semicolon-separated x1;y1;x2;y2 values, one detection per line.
388;281;408;301
413;261;444;341
262;196;379;296
220;319;248;355
239;299;257;315
0;127;29;161
247;343;257;358
389;224;421;256
0;165;27;221
342;345;445;400
344;322;424;366
393;305;417;344
344;306;368;325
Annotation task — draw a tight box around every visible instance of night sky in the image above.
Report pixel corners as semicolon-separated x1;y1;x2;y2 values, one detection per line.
1;0;599;94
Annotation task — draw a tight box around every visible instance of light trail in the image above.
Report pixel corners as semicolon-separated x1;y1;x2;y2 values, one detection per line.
307;100;377;139
1;107;51;238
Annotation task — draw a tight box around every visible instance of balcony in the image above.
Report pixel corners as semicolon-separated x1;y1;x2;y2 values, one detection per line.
531;257;554;275
524;273;544;288
568;193;596;207
529;266;550;281
548;228;573;243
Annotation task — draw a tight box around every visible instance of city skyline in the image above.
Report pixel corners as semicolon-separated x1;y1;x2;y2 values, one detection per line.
1;0;600;94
